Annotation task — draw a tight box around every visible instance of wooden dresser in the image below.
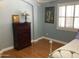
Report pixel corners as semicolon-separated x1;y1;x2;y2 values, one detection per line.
12;22;31;50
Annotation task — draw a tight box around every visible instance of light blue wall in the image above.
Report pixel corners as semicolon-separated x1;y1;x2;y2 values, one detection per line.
42;0;78;43
0;0;33;49
0;0;43;49
36;6;44;38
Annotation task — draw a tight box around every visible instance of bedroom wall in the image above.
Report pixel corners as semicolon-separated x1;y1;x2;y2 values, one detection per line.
23;0;44;39
36;6;44;38
0;0;43;50
42;0;79;43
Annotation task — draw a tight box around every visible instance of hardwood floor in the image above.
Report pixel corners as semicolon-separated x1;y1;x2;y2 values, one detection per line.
2;39;64;58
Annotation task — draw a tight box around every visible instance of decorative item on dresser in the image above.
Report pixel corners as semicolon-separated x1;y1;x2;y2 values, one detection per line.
12;15;31;50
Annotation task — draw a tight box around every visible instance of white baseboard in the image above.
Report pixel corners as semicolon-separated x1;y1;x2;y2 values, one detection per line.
0;37;43;53
0;36;67;53
42;36;67;44
31;36;67;44
0;46;14;53
31;36;44;43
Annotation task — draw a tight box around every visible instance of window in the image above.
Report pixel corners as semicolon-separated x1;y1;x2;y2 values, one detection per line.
58;4;79;31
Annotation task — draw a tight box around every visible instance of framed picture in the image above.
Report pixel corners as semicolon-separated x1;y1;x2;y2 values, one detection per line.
12;15;20;23
45;7;55;24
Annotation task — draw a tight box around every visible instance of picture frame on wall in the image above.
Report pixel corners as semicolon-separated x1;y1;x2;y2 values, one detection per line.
12;15;20;23
45;7;55;24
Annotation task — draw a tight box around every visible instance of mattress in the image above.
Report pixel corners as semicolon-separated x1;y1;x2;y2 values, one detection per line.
50;39;79;58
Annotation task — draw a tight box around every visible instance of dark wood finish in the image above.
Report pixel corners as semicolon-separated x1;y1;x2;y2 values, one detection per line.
12;22;31;50
2;39;64;58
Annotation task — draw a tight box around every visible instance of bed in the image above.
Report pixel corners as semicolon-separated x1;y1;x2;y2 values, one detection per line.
49;32;79;58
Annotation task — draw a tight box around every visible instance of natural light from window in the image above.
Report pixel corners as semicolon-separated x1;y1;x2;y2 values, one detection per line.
58;4;79;31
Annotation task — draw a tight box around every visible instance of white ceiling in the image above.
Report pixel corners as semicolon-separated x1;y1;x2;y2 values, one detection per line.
37;0;56;3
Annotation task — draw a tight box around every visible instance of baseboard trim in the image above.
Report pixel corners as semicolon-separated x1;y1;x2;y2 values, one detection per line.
31;36;44;43
0;37;43;53
43;36;67;44
0;46;14;53
31;36;67;44
0;36;67;53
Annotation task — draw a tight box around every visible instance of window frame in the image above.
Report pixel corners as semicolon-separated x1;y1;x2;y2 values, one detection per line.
57;2;79;32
